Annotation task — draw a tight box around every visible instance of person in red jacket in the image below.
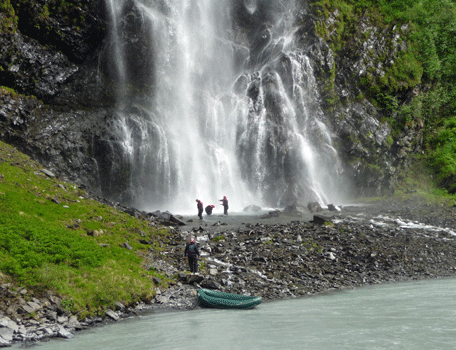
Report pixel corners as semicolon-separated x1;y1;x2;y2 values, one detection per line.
205;204;215;215
219;196;229;215
196;199;203;219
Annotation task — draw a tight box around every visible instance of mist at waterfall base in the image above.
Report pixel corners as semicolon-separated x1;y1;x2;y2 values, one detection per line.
27;278;456;350
101;0;350;214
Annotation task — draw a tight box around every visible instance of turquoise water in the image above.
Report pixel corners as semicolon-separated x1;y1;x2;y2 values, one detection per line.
25;278;456;350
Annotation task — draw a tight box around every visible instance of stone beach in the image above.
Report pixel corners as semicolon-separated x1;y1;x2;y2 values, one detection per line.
2;197;456;347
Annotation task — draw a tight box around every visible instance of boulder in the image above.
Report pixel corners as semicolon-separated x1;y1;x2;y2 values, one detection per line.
21;301;41;314
313;214;333;225
0;327;13;346
105;310;119;321
327;204;340;211
307;202;323;213
243;205;262;213
283;203;310;216
268;210;281;217
201;279;222;290
57;325;74;339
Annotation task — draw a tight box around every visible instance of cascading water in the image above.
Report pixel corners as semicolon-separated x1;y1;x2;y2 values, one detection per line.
101;0;346;213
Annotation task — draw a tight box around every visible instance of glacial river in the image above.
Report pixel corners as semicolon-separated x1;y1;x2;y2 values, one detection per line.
22;278;456;350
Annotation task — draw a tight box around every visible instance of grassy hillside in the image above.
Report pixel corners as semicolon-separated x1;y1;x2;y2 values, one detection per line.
0;141;174;319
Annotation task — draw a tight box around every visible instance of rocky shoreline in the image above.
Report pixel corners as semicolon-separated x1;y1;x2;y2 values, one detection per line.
2;198;456;347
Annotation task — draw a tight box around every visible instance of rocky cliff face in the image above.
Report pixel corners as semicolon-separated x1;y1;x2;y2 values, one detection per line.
296;4;425;196
0;0;114;191
0;0;422;207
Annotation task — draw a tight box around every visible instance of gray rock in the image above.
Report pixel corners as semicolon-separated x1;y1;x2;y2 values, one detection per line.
57;316;68;324
41;169;56;178
313;214;332;225
0;336;12;347
307;202;323;213
327;204;340;211
22;301;41;314
0;327;13;343
115;302;126;311
243;205;262;213
283;203;309;216
57;325;74;339
42;327;55;336
155;295;168;304
5;320;17;334
67;316;80;328
268;210;280;218
46;311;58;322
105;310;119;321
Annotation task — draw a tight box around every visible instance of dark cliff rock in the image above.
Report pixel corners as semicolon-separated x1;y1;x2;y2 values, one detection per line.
1;0;112;108
0;28;112;108
0;0;425;205
0;90;112;190
295;8;424;197
0;0;115;190
11;0;107;64
0;32;78;101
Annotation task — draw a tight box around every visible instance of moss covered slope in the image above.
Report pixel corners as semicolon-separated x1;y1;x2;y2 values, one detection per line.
0;141;173;319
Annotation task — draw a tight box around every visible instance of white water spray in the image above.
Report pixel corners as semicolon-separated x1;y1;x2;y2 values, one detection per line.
103;0;346;213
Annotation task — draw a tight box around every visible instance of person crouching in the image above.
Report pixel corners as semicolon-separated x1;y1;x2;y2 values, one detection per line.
205;204;215;215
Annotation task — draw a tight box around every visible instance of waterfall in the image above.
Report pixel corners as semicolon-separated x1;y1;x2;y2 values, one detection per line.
102;0;346;213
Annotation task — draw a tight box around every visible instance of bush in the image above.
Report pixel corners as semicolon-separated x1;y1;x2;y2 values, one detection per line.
428;116;456;193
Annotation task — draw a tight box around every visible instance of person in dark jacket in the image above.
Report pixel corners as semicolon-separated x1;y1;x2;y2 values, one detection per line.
196;199;203;219
184;237;200;274
219;196;229;215
205;204;215;215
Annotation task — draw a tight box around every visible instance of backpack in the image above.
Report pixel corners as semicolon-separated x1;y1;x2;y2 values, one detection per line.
188;244;197;255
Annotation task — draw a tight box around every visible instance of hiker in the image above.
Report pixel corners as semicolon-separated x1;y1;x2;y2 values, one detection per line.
184;237;200;274
196;199;203;219
219;196;229;215
205;204;215;215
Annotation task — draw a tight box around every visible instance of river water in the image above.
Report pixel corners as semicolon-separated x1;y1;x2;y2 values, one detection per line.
28;278;456;350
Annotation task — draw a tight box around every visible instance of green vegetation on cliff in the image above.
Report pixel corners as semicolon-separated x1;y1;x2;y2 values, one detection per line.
428;117;456;193
313;0;456;193
0;0;18;32
0;141;173;319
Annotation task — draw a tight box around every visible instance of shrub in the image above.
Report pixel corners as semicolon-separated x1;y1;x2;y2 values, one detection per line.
428;116;456;193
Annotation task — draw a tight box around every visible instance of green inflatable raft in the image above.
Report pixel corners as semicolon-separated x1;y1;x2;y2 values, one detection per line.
197;288;262;309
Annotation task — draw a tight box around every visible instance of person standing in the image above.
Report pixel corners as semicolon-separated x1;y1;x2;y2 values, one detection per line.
196;199;203;219
205;204;215;215
184;237;200;274
219;196;229;215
